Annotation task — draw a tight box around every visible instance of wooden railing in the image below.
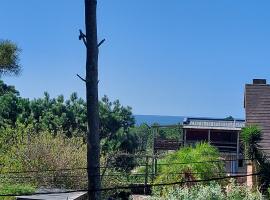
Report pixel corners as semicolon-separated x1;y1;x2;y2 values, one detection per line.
154;138;182;151
186;140;238;152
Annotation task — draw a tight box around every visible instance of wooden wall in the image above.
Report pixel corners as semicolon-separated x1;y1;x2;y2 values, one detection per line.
245;82;270;156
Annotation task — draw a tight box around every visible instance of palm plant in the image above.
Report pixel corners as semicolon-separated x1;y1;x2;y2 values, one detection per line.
241;125;270;192
241;125;263;162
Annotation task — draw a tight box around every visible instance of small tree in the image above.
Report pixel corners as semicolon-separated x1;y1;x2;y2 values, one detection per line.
241;125;270;191
154;143;225;196
241;125;263;162
0;40;21;76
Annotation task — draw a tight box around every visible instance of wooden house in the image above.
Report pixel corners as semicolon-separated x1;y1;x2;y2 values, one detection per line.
182;117;246;175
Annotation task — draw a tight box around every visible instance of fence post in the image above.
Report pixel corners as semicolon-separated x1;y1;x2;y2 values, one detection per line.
144;156;149;195
154;154;158;176
151;155;155;183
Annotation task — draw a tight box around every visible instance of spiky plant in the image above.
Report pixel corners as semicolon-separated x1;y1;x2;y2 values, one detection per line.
241;125;263;162
241;125;270;192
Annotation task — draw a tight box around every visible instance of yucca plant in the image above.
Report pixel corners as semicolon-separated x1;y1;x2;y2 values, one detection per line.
153;143;225;196
241;125;270;192
241;125;263;162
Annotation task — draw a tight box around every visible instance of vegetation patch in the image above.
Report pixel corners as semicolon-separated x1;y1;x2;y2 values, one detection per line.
0;183;35;200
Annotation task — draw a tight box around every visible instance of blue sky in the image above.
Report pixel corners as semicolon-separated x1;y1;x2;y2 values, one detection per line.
1;0;270;118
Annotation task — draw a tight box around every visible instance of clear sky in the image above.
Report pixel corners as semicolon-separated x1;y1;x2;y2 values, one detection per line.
2;0;270;118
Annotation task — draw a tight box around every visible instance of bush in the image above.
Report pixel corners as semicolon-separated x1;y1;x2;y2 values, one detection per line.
150;182;263;200
1;131;87;190
0;183;35;200
155;143;224;183
153;143;225;196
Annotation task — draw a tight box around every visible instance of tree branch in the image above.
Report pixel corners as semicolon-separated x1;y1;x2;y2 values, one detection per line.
79;29;87;47
97;39;105;47
76;74;86;82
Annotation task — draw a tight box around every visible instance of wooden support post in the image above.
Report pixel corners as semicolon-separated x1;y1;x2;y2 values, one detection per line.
144;156;149;195
236;131;240;172
152;127;157;154
208;129;211;143
184;129;187;146
154;153;158;176
151;156;155;183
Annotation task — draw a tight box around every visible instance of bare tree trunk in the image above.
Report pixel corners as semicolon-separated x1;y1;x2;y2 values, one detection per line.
84;0;101;199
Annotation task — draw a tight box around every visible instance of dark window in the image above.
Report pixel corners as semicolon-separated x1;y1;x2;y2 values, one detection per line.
238;159;243;167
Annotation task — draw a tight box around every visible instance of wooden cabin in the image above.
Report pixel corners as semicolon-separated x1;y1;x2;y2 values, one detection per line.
182;117;246;175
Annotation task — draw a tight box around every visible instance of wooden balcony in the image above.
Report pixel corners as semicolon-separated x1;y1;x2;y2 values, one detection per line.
154;138;182;151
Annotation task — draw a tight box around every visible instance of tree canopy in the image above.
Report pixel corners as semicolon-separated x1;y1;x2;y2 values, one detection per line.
0;40;21;76
0;80;136;150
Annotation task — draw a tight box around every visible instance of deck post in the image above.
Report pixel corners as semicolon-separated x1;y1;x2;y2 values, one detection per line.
152;128;156;155
151;156;155;183
236;131;240;172
183;129;187;146
154;153;158;176
208;129;211;143
144;156;149;195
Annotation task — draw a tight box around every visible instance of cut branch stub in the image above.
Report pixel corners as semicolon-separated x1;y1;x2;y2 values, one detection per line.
76;74;86;82
98;39;105;47
78;29;87;46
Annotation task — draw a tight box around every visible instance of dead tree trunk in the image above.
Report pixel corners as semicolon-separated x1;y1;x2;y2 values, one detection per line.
84;0;101;199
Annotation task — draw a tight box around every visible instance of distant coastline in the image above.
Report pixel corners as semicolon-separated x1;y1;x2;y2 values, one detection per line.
134;115;245;126
134;114;185;126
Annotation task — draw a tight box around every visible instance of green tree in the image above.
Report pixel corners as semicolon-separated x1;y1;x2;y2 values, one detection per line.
0;40;21;76
241;125;263;162
0;81;136;141
224;116;234;121
0;81;136;145
130;124;151;152
241;125;270;191
0;81;26;128
154;143;224;195
99;96;137;173
0;80;19;95
99;95;135;151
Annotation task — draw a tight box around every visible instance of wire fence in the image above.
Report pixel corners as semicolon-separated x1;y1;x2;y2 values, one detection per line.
0;144;255;197
0;173;259;197
0;157;249;175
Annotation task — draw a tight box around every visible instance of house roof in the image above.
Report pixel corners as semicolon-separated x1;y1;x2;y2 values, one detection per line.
183;117;245;131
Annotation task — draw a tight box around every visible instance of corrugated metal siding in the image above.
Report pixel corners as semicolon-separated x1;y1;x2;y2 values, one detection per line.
245;84;270;155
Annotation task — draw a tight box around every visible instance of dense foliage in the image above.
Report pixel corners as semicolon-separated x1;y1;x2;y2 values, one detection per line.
0;40;21;76
0;183;35;200
241;125;270;192
153;143;225;196
0;127;87;188
241;126;263;161
155;143;224;184
0;80;137;149
151;181;262;200
0;80;153;199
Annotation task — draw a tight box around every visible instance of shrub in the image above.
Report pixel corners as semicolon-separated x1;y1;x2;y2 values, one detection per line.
1;131;87;190
241;125;262;161
150;182;263;200
153;143;225;196
155;143;224;183
0;183;35;200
